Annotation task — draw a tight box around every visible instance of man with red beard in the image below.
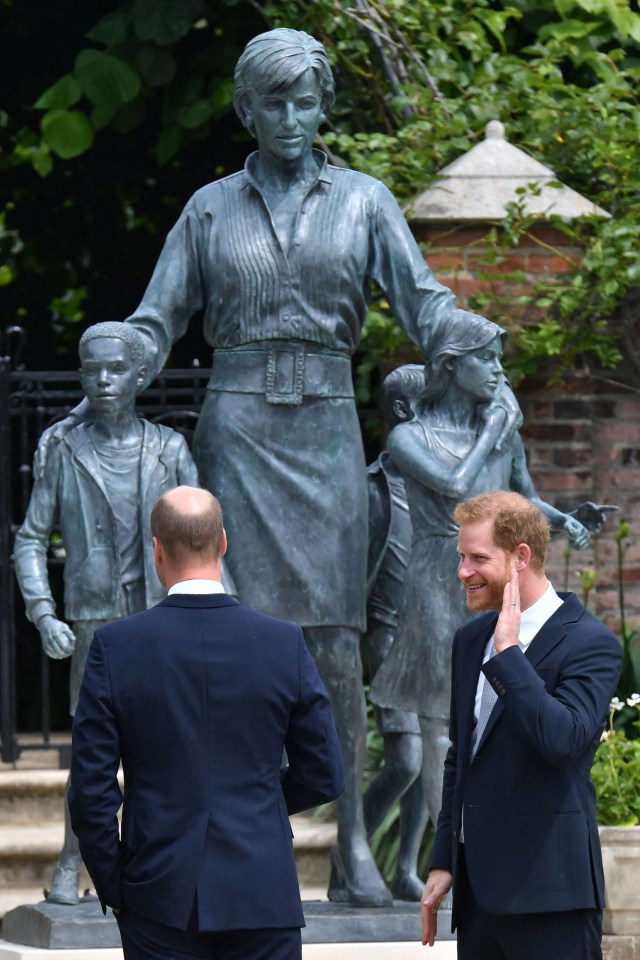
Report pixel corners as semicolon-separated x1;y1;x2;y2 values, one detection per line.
420;491;621;960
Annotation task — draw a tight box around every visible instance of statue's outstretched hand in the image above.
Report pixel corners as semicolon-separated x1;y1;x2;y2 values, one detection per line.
569;502;618;534
38;615;76;659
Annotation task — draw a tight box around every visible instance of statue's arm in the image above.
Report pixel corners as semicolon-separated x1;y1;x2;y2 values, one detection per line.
126;200;206;388
388;403;507;500
509;436;590;549
174;433;200;487
13;440;76;654
369;182;457;356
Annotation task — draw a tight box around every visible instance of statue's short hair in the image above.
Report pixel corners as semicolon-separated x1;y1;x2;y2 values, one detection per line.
453;491;550;572
380;364;425;427
151;488;225;564
423;310;506;408
79;322;145;368
234;28;335;135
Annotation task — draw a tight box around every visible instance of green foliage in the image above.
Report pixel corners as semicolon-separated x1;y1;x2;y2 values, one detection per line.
592;697;640;826
1;0;639;374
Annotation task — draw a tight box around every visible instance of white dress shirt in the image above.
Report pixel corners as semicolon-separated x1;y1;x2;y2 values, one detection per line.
168;579;225;595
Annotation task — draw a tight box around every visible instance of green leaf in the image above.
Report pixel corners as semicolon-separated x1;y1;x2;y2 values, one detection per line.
34;75;82;111
539;18;604;41
210;78;235;114
132;0;205;45
75;49;142;110
177;98;214;129
135;46;177;87
155;125;183;164
40;109;94;159
86;9;130;46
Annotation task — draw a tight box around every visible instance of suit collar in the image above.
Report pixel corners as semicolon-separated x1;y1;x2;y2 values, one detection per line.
157;593;240;609
524;591;582;667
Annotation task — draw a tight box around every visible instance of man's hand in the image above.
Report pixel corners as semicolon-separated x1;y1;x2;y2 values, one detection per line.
421;869;452;947
38;615;76;659
493;565;521;653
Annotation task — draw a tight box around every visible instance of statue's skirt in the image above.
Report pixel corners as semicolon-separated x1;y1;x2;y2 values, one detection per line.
192;346;368;631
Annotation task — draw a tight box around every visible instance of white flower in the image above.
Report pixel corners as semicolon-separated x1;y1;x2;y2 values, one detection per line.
610;697;624;711
626;692;640;707
600;730;610;741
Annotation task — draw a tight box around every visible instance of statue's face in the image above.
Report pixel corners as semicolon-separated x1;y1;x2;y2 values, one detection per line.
79;337;143;416
246;69;323;164
452;335;503;403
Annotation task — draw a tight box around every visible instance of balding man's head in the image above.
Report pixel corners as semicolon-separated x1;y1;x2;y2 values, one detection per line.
151;487;225;565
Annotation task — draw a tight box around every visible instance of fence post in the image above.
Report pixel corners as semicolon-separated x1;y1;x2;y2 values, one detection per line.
0;341;17;762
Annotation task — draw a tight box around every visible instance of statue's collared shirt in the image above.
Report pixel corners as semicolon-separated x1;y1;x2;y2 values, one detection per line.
127;149;455;384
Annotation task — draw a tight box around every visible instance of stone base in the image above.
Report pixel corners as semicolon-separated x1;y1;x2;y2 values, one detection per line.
1;900;118;950
302;900;454;943
0;899;450;949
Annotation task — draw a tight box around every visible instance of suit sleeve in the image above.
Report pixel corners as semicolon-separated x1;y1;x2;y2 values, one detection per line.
280;630;345;815
429;631;459;872
486;623;622;766
68;632;124;911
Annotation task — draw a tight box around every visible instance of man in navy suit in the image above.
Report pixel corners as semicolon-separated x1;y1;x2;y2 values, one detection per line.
421;490;622;960
68;486;344;960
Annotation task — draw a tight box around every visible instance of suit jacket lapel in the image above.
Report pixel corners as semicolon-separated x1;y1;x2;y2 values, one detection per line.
462;615;498;766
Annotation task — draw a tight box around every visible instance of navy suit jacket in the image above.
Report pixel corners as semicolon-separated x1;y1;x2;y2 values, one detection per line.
68;593;344;931
430;592;622;926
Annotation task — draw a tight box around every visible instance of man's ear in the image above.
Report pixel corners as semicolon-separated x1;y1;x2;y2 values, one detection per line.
220;528;228;559
515;543;531;571
443;356;456;374
137;365;147;387
153;536;163;567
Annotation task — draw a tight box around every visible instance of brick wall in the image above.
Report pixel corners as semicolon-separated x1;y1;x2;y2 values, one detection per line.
412;222;640;631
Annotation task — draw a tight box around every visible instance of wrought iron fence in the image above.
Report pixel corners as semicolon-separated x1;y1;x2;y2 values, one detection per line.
0;326;212;765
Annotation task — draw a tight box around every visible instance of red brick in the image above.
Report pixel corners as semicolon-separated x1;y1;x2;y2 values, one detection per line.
424;252;464;271
545;256;579;273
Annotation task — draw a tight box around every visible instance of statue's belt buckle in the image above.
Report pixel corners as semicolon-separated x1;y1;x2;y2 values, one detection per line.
265;343;305;405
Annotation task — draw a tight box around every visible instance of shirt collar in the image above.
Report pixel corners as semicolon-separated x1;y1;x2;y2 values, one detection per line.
168;579;225;595
242;148;333;192
518;581;563;649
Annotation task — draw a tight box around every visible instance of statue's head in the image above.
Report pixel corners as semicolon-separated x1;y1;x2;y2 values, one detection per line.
381;364;425;428
423;310;506;407
78;322;146;414
234;28;335;136
79;322;145;367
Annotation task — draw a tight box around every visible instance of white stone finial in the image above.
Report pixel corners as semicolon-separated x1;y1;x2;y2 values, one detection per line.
485;120;506;140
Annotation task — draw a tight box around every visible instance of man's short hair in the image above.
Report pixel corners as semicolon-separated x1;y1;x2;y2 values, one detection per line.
234;28;335;133
453;491;550;572
151;489;225;563
79;322;145;368
380;364;425;427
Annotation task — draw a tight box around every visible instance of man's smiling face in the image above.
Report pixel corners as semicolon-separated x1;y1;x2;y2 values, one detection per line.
457;518;512;612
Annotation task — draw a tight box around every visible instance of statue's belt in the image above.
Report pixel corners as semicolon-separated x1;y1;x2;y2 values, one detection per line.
209;343;354;406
